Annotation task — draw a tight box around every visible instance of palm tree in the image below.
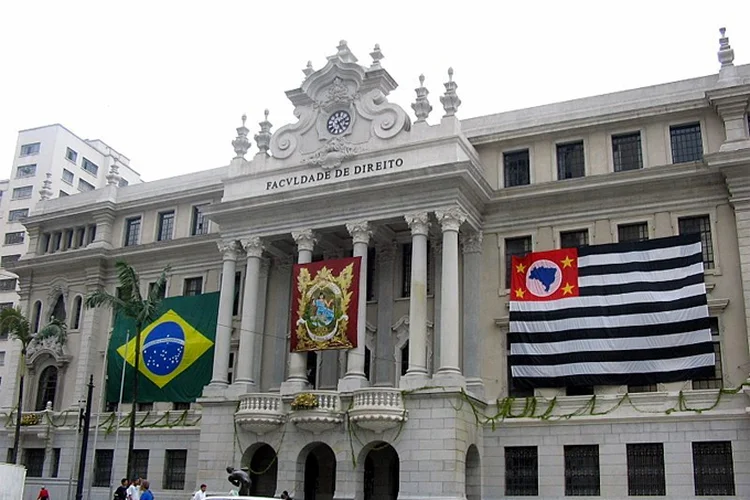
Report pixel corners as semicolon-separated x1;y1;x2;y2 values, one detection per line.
0;306;67;464
85;261;169;480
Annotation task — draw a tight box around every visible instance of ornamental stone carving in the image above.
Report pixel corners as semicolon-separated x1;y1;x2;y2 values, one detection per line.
242;237;264;258
232;114;251;159
411;74;432;123
404;212;429;236
435;206;467;232
346;220;372;245
218;240;240;261
304;137;362;170
461;232;483;254
26;335;70;370
292;230;317;253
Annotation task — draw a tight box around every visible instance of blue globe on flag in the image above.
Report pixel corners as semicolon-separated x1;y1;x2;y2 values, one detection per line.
142;321;186;376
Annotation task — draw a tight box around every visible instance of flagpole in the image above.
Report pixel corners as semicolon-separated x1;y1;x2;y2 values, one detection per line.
108;329;130;500
86;329;112;500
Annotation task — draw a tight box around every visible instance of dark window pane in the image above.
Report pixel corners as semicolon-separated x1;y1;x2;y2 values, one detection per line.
678;215;714;269
670;123;703;163
564;445;600;496
692;318;722;390
22;448;45;477
627;443;665;496
566;385;594;396
192;204;209;235
164;449;188;489
505;446;538;496
232;271;242;316
124;217;141;247
612;132;643;172
560;230;589;248
366;247;376;301
693;441;735;496
183;277;203;296
401;243;412;297
93;449;114;487
618;222;649;243
557;141;585;179
132;449;149;480
505;237;532;288
158;211;175;241
504;149;530;187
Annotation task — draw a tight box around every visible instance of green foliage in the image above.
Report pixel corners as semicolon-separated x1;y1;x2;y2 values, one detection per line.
0;307;67;353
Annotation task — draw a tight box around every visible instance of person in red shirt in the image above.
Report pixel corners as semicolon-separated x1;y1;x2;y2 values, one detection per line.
37;486;50;500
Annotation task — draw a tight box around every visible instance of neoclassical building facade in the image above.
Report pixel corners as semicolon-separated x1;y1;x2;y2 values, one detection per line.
2;32;750;499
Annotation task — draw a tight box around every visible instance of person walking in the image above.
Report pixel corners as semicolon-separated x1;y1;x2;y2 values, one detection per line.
36;486;50;500
139;480;154;500
114;479;129;500
191;484;207;500
127;478;141;500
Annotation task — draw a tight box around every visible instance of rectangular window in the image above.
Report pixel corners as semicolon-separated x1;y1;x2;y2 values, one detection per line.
505;236;532;288
93;449;114;487
671;123;703;163
0;352;5;366
124;217;141;247
678;215;714;269
560;229;589;248
66;148;78;163
23;448;46;477
184;277;203;296
8;209;29;222
62;168;74;184
557;141;585;179
137;402;153;412
78;179;95;192
157;211;175;241
51;448;60;478
401;243;412;298
612;132;643;172
16;164;36;178
366;247;376;301
4;232;25;245
81;157;99;175
617;222;649;243
172;402;190;411
627;443;665;496
505;446;538;496
163;449;188;489
0;279;16;291
566;385;594;396
504;149;530;187
148;281;166;301
191;204;209;235
20;142;40;157
693;441;735;496
564;445;600;496
132;449;149;480
232;271;242;316
1;255;21;267
692;317;722;389
12;186;33;200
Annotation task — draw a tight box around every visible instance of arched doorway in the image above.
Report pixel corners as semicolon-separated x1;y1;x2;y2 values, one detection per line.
35;366;58;411
243;444;278;497
303;443;336;500
466;444;481;500
364;443;399;500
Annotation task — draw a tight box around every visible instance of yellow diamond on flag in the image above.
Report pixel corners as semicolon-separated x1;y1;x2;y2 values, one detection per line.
117;309;214;389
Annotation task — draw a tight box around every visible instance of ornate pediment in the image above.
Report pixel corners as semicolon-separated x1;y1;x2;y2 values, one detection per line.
269;41;411;166
26;335;70;370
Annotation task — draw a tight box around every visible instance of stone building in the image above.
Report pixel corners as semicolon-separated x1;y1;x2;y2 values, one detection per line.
2;31;749;500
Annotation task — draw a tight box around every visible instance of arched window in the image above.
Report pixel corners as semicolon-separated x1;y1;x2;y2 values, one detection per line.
31;301;42;333
35;366;58;411
51;295;66;322
72;296;83;330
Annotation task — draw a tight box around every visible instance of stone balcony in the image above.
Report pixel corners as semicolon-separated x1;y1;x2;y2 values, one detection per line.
288;391;344;434
235;393;286;435
349;387;408;432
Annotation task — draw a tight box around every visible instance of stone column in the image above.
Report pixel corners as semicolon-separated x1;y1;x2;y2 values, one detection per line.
209;241;239;387
339;221;372;391
269;256;294;392
435;206;467;386
375;243;396;386
253;258;271;390
234;236;264;388
431;238;443;374
462;231;484;396
88;212;114;249
280;230;316;395
401;212;430;388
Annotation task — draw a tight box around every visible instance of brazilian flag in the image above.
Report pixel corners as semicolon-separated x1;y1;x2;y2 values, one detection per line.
106;292;219;403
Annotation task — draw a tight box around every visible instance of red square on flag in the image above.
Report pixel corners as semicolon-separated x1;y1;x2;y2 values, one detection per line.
511;248;579;301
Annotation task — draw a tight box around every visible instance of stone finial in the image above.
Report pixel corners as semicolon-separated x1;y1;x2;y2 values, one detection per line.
303;60;314;78
106;163;121;186
254;109;273;156
232;113;251;159
335;40;358;63
39;172;53;200
718;27;735;68
440;67;461;117
369;44;384;69
411;74;433;123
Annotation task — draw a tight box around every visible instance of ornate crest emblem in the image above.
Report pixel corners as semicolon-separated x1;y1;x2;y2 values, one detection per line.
317;77;356;111
303;137;362;170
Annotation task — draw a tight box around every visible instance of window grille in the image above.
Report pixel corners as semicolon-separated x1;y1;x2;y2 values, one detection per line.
93;450;114;487
557;141;585;179
504;149;530;187
22;448;45;477
693;441;735;496
678;215;714;269
158;211;175;241
505;446;538;496
132;449;149;480
612;132;643;171
183;277;203;296
163;450;188;489
617;222;649;242
564;445;600;496
670;123;703;163
692;317;722;389
124;217;141;247
627;443;665;496
560;229;588;248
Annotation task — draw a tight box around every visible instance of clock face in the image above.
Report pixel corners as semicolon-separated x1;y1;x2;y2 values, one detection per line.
326;110;351;135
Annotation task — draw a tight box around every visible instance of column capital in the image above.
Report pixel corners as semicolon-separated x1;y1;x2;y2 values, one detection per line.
241;236;264;258
435;206;467;233
218;240;241;261
404;212;430;236
292;229;317;252
346;220;372;245
461;231;483;254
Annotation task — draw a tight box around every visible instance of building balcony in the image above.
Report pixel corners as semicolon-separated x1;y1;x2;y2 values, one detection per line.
235;393;285;435
348;387;408;433
288;391;343;434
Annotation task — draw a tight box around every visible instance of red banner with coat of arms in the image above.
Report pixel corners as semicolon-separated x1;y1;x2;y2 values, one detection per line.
290;256;361;352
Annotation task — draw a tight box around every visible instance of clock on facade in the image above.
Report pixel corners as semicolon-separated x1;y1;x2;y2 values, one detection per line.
326;110;351;135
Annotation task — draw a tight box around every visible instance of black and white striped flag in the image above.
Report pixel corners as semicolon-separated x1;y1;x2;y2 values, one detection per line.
508;233;714;388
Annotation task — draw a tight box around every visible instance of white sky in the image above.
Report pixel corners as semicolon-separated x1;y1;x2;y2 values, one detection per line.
1;1;748;182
